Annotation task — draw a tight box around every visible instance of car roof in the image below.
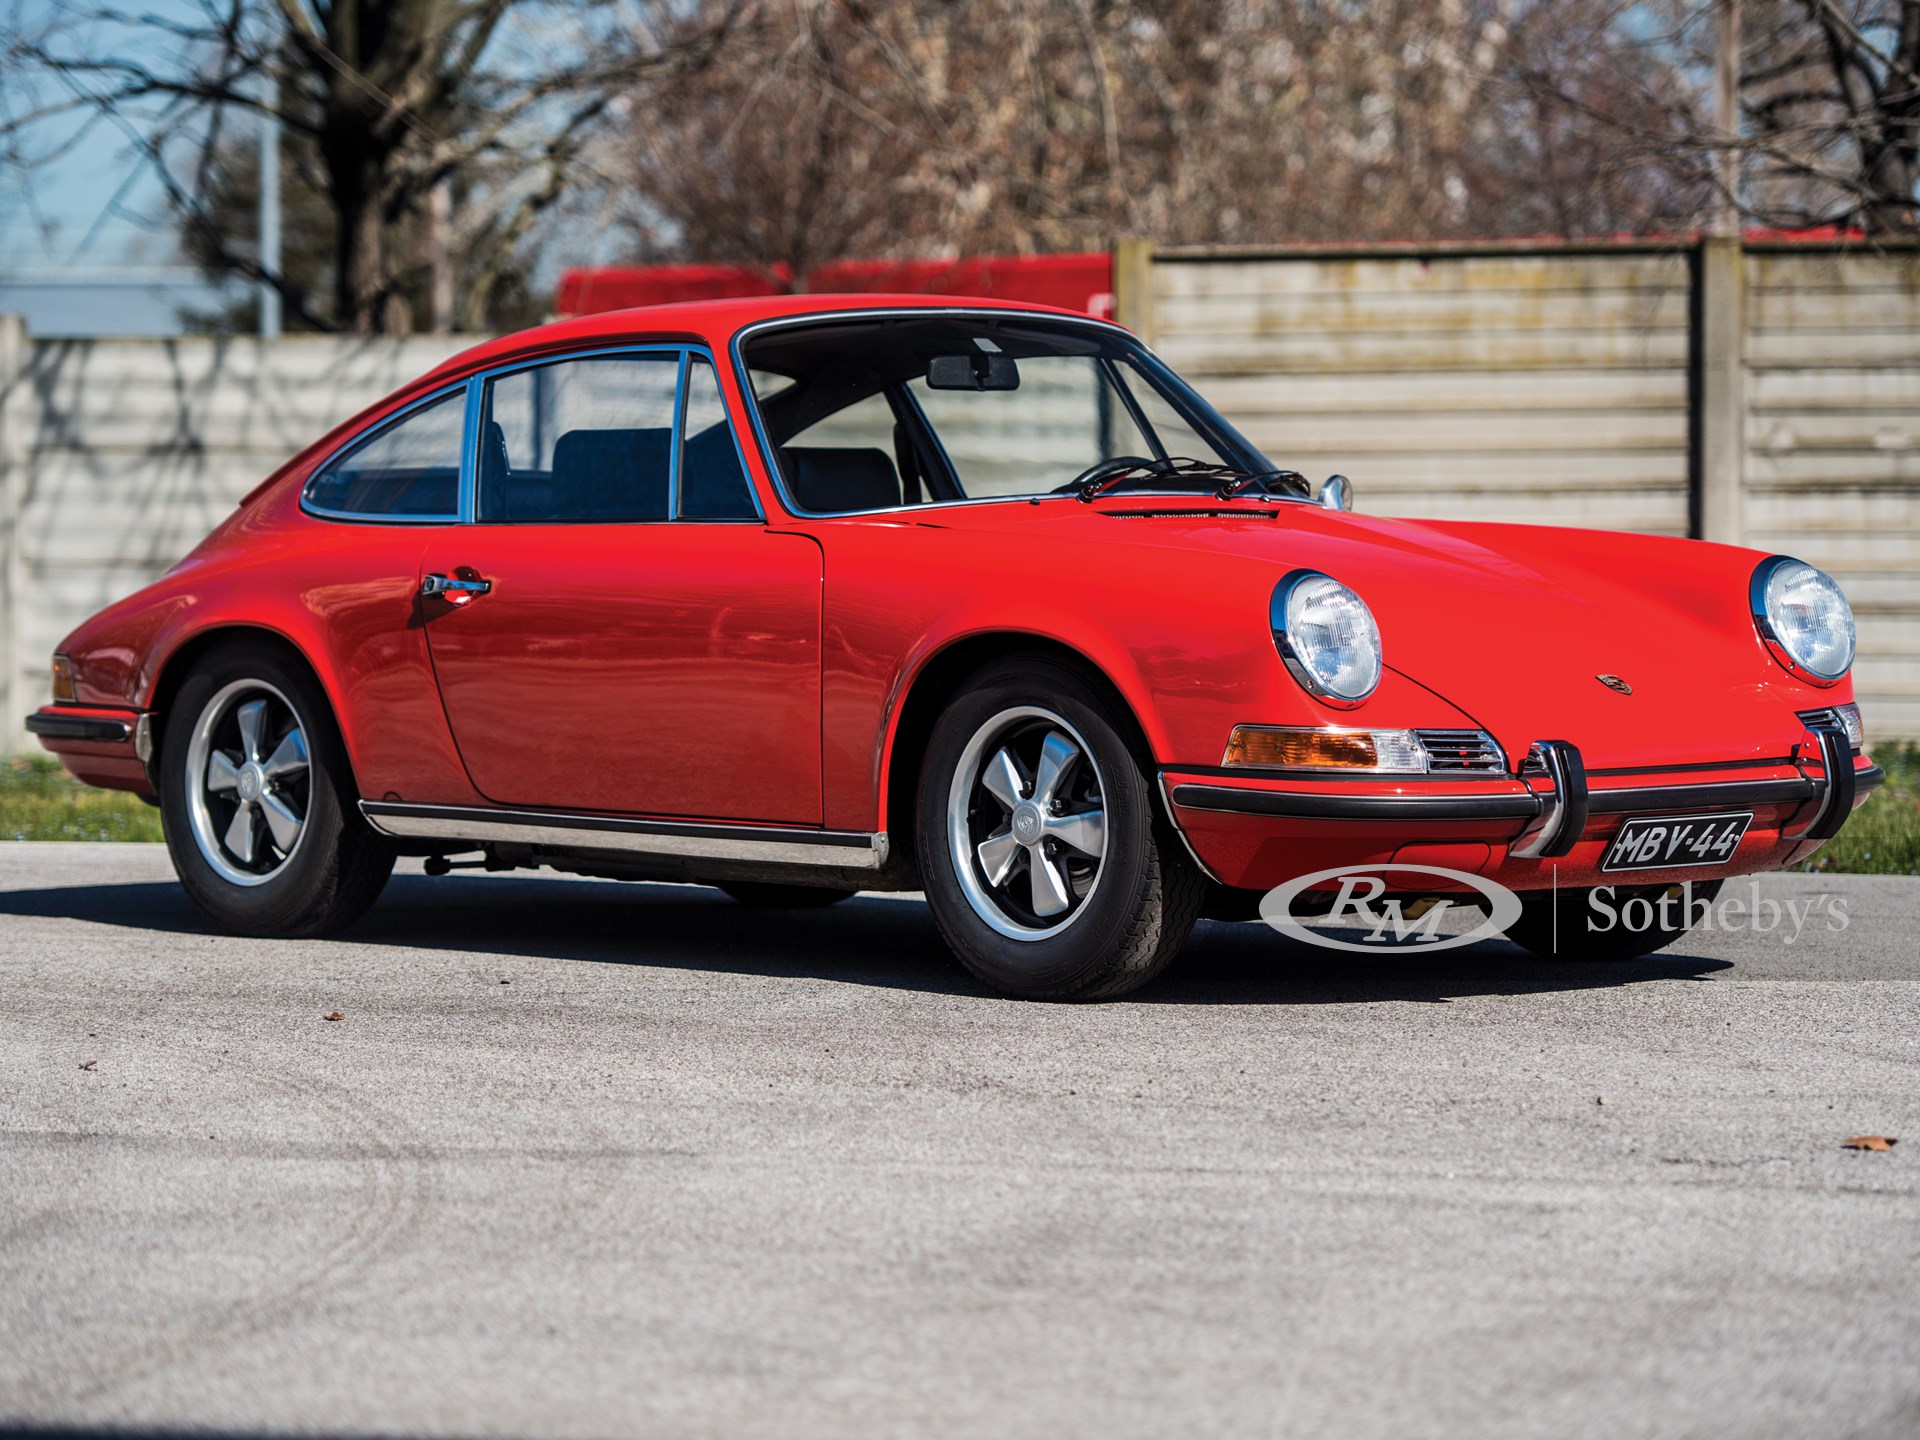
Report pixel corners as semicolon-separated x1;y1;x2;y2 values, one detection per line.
417;292;1111;388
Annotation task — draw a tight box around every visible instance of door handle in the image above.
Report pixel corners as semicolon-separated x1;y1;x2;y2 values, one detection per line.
421;572;492;605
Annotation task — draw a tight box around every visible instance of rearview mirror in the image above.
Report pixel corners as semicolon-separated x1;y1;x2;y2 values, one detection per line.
1318;473;1353;511
926;353;1021;391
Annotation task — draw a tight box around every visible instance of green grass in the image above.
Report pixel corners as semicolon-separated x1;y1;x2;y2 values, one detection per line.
1797;740;1920;878
1;755;166;843
3;743;1917;873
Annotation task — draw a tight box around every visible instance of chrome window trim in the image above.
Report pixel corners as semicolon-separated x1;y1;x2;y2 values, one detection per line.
669;349;689;520
302;341;767;527
457;376;480;524
676;350;769;524
301;379;471;525
727;306;1305;520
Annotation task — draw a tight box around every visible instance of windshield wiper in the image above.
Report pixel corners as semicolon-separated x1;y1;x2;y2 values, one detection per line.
1075;457;1307;504
1214;468;1308;501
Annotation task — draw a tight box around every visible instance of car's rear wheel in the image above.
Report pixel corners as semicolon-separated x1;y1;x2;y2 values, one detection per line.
1502;879;1724;962
916;658;1202;1000
719;882;856;909
159;642;394;937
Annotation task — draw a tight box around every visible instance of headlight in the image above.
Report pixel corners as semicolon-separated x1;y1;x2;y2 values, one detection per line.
1271;570;1382;706
1752;555;1854;685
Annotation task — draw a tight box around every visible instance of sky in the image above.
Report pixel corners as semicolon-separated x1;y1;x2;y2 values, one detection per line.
1;0;250;331
0;0;626;335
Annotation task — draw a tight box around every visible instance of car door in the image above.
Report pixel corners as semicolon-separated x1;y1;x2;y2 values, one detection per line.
418;349;823;824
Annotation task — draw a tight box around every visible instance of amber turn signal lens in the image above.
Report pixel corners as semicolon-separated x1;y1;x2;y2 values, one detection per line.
50;654;77;703
1223;726;1378;769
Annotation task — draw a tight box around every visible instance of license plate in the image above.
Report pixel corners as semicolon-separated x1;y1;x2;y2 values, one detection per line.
1601;811;1753;873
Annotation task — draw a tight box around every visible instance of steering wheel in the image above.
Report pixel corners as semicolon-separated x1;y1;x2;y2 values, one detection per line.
1050;455;1158;496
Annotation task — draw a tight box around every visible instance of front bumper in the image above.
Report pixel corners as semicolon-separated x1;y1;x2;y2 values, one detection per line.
1162;727;1883;892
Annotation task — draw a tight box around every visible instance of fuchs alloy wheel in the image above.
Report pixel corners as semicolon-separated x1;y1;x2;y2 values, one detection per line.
159;642;394;937
1502;879;1725;962
917;659;1202;1000
185;678;313;886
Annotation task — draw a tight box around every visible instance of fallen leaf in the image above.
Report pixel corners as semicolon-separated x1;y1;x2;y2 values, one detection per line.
1841;1134;1897;1151
323;1011;344;1022
79;1059;97;1072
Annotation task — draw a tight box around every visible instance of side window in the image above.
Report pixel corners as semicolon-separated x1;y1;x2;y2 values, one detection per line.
479;354;680;522
778;389;904;513
306;386;465;519
678;359;759;520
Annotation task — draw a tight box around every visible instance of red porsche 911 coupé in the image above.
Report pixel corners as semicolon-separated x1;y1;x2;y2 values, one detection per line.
28;295;1880;998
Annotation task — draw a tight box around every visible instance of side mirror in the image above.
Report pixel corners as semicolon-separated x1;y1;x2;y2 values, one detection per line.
926;353;1021;391
1317;474;1352;511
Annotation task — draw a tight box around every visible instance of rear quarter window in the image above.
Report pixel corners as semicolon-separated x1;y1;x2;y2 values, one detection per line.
305;386;466;519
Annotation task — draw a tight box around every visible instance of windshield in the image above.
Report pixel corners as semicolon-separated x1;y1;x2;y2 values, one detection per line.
740;314;1301;513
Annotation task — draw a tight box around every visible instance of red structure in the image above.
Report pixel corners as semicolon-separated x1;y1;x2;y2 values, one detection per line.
555;253;1114;319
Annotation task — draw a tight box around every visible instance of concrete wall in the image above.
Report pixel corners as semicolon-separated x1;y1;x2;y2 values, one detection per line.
0;324;473;739
1125;238;1919;740
1143;245;1694;536
2;238;1915;747
1742;246;1920;738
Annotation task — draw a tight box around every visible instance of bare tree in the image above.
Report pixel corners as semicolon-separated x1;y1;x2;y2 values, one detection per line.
7;0;737;332
621;0;974;283
1516;1;1919;236
1743;0;1919;231
614;0;1725;281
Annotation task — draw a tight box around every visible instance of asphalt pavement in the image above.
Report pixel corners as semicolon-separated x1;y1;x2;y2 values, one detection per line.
2;843;1916;1440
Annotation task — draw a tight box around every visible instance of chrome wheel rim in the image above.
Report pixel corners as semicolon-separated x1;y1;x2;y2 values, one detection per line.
947;705;1108;941
185;678;313;887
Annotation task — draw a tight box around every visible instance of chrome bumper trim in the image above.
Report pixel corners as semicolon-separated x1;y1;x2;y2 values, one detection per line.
1787;724;1856;843
1509;740;1587;859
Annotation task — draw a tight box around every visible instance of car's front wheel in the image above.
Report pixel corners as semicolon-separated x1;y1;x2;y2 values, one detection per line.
1502;879;1724;962
916;658;1202;1000
159;642;394;937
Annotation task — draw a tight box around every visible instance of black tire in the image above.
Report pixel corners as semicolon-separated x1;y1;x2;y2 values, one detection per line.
158;640;394;937
1502;879;1724;962
916;657;1203;1000
719;882;857;909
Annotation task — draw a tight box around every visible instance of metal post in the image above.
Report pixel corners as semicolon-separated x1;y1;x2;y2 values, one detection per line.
1696;238;1746;545
1111;237;1156;346
1695;0;1746;546
259;91;282;338
0;314;27;749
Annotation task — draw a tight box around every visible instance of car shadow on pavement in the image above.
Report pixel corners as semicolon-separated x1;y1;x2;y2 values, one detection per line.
0;869;1736;1003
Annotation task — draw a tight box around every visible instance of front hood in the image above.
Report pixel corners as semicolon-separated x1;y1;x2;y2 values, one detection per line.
920;499;1826;770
